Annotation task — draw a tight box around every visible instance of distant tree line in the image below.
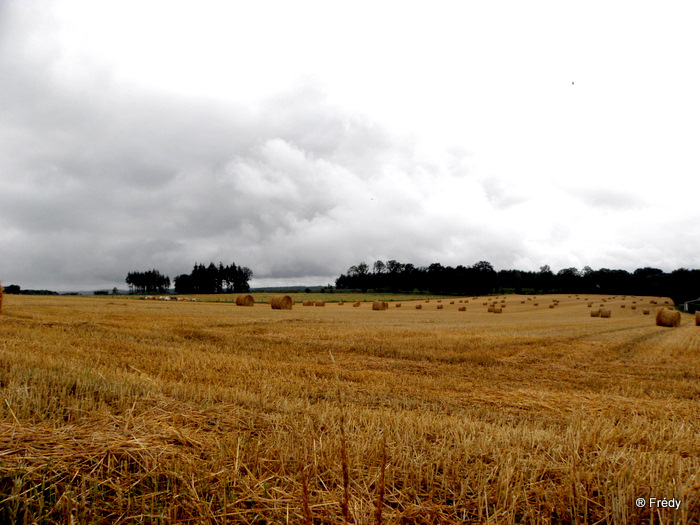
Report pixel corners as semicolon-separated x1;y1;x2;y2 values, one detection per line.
0;284;58;295
335;260;700;304
125;262;254;295
174;262;253;294
125;269;171;294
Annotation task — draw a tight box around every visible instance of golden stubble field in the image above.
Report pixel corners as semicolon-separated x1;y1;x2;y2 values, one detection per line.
1;293;699;524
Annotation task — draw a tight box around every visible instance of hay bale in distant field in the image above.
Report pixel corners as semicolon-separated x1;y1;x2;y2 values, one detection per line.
643;309;650;315
425;300;430;303
302;301;313;306
338;301;344;306
458;306;466;311
353;302;360;307
235;294;254;306
620;304;626;308
437;304;444;310
533;303;538;306
437;299;442;303
450;301;454;305
587;302;592;307
656;308;680;327
315;300;325;307
590;309;600;317
395;303;401;307
372;301;388;311
631;305;636;310
549;305;555;309
483;302;487;306
600;309;611;318
415;304;422;309
696;311;700;325
458;300;463;303
488;306;495;312
270;295;293;310
493;307;502;314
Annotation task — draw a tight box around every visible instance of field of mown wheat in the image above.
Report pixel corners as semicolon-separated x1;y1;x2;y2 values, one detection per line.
1;293;699;524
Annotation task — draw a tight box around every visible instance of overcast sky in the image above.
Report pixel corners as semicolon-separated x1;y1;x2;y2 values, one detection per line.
1;1;699;291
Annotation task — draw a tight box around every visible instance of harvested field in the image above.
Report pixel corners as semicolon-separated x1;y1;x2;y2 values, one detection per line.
0;293;698;524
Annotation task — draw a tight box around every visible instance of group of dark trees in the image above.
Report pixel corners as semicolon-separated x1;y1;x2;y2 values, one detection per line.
335;260;700;305
125;269;171;294
173;262;253;294
0;284;58;295
125;262;253;295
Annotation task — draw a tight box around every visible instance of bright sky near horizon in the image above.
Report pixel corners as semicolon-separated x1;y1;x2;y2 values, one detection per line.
1;1;699;290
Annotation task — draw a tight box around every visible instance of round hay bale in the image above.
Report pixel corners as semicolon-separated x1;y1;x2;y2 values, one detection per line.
549;304;555;309
696;311;700;326
620;304;625;308
450;301;454;305
302;301;313;306
600;309;611;318
338;301;344;306
533;303;538;306
487;306;495;312
656;308;680;327
353;302;360;307
482;302;487;306
425;300;430;303
590;309;600;317
521;301;525;304
464;301;469;304
270;295;293;310
235;294;254;306
493;307;502;314
643;309;650;315
437;304;444;310
415;304;422;309
587;303;592;307
458;306;466;312
631;305;636;310
395;303;401;307
458;300;463;303
315;300;325;307
437;299;442;303
372;301;388;311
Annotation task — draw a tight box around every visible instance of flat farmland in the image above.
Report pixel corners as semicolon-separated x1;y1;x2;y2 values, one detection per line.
1;293;699;524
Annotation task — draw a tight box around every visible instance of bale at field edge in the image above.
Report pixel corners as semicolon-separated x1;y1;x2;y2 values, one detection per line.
270;295;293;310
372;301;388;311
235;294;254;306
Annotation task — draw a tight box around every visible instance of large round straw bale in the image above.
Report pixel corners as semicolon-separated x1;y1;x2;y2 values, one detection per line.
437;299;442;303
395;303;401;307
643;309;650;315
493;307;502;314
437;304;444;310
235;294;254;306
458;300;463;303
338;301;344;306
450;301;454;305
487;306;494;312
482;302;487;306
696;311;700;326
415;304;422;309
600;309;611;318
315;300;325;307
549;304;555;309
270;295;293;310
631;305;636;310
458;306;466;311
425;299;430;303
620;304;625;308
587;302;592;307
353;301;360;307
372;301;388;310
533;303;538;306
590;309;600;317
302;301;313;306
656;308;680;327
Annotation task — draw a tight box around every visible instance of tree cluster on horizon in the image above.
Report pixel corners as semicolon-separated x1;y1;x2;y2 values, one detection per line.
335;260;700;305
173;262;253;294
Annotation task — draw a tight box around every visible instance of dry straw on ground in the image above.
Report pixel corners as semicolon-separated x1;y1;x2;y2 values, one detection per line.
656;308;681;327
600;309;612;318
235;294;254;306
270;295;293;310
372;301;388;311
